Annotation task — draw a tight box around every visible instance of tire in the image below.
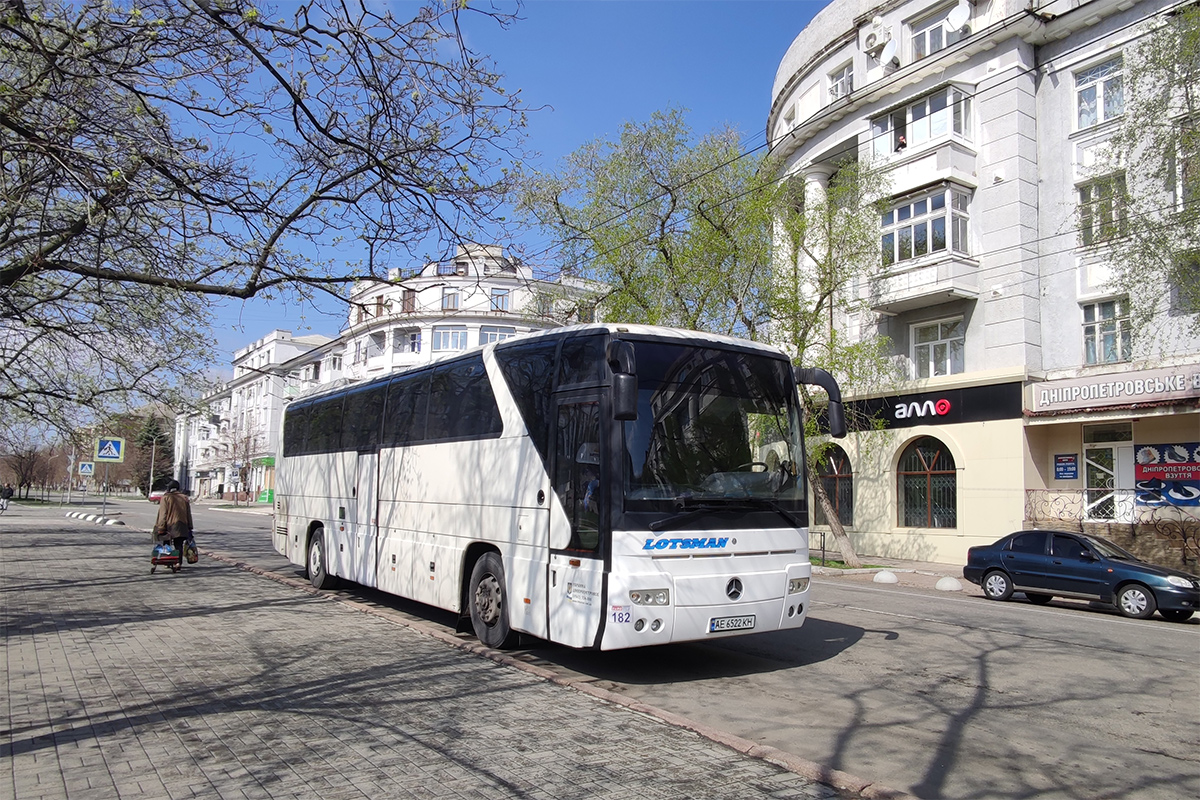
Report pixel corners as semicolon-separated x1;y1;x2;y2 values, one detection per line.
469;552;517;649
1025;593;1053;605
982;570;1014;601
1159;609;1194;622
1116;583;1156;619
307;527;337;590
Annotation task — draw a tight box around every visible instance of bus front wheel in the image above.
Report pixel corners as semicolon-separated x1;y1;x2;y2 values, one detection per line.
469;552;517;649
307;527;337;590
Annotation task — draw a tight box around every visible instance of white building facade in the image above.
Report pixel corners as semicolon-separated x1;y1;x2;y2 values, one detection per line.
772;0;1200;565
176;330;332;500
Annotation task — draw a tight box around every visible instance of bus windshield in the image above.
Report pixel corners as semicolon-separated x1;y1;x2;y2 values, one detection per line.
622;341;804;509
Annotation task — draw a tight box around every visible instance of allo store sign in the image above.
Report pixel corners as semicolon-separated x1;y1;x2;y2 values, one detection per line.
847;383;1023;431
894;397;953;420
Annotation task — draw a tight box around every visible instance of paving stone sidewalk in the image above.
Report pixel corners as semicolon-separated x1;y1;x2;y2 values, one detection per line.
2;512;860;800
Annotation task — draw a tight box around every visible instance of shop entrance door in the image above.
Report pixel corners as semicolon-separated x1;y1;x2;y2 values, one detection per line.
1084;424;1134;522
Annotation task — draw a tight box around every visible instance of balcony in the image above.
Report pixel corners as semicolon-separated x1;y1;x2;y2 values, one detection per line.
1024;489;1199;566
869;254;979;314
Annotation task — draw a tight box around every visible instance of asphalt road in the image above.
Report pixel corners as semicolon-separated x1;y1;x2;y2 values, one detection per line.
98;497;1200;800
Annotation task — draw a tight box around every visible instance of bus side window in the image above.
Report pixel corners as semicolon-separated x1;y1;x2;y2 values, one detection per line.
427;356;502;441
307;396;344;454
283;404;311;457
554;401;602;552
383;372;430;446
495;340;559;465
342;385;386;452
558;335;606;387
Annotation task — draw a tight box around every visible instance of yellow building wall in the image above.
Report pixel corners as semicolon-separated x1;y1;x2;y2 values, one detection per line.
815;418;1027;565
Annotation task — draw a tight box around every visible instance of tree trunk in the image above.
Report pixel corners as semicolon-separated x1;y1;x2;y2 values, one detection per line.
811;469;862;568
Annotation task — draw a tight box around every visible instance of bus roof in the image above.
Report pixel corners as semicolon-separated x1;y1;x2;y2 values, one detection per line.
288;324;791;407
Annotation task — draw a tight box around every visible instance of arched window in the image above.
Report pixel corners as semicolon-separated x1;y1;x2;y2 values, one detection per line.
898;436;957;528
814;444;853;527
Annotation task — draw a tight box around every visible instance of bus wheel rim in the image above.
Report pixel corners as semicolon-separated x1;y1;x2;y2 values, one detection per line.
475;574;502;626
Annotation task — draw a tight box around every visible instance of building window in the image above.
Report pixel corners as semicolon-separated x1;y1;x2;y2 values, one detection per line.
401;289;416;313
442;288;459;311
814;445;854;527
872;86;971;157
1083;298;1131;365
432;325;468;351
368;332;385;358
1175;127;1199;209
394;329;421;353
479;325;517;345
881;185;970;267
1076;57;1123;130
898;436;957;528
911;6;968;62
490;288;510;313
1079;174;1126;246
327;355;341;372
829;62;853;100
1169;252;1200;317
912;318;964;378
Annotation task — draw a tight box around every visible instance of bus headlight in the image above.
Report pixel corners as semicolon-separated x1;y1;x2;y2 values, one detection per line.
788;577;810;595
630;588;670;606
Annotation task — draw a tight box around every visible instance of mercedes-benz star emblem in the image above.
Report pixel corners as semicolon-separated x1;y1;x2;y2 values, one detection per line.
726;578;743;601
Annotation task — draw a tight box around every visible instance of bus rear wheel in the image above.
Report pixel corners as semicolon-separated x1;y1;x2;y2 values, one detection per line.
307;527;337;590
469;552;517;649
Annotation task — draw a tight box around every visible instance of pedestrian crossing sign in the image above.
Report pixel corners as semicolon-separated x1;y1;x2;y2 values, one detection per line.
94;437;125;463
79;462;95;476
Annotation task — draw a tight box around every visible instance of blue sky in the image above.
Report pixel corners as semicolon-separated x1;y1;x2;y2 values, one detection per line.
213;0;826;357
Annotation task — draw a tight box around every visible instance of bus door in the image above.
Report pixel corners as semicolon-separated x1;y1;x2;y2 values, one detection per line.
353;452;379;588
548;398;606;648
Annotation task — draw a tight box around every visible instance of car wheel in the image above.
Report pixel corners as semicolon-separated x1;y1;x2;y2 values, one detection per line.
469;552;517;649
1025;593;1053;605
1159;609;1193;623
982;570;1013;601
1116;583;1156;619
307;527;337;590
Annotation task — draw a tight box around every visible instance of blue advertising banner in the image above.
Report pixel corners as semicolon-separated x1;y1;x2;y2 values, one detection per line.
1135;443;1200;506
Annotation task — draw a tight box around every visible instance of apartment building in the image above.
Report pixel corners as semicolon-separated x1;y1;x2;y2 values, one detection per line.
771;0;1199;564
175;330;333;500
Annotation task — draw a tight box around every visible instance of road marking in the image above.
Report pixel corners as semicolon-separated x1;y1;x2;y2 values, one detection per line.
814;579;1200;636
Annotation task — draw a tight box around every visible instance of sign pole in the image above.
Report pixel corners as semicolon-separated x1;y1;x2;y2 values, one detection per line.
102;463;109;516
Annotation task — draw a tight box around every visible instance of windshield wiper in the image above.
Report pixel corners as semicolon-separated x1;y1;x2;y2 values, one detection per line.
648;496;801;532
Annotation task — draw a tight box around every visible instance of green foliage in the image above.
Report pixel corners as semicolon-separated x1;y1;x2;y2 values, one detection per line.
517;108;778;339
1094;6;1200;343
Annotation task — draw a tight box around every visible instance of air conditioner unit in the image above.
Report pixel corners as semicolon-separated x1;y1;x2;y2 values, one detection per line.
860;17;891;55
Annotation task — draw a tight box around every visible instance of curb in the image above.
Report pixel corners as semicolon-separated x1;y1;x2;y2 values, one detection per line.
64;511;125;526
202;548;919;800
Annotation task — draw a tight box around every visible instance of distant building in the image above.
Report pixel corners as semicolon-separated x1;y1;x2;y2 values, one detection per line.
176;330;332;500
177;244;596;500
772;0;1199;564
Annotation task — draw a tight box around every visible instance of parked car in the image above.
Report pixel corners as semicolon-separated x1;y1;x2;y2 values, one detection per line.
964;530;1200;622
147;481;170;503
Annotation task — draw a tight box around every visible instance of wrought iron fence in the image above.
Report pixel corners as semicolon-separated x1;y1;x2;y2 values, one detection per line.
1025;489;1199;562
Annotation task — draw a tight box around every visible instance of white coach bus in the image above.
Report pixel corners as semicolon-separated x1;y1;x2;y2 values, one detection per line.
274;324;846;650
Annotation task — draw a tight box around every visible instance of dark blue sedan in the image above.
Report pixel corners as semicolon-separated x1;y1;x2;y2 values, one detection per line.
964;530;1200;622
